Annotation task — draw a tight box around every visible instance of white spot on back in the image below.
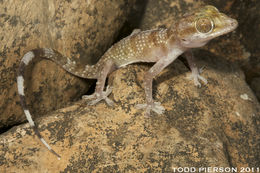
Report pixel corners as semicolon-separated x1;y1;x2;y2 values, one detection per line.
17;76;25;96
22;51;34;65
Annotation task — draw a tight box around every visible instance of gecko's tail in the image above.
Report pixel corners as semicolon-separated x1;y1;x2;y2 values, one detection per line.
17;50;61;160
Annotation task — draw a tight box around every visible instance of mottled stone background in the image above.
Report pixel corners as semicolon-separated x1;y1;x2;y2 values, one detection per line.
0;0;259;172
0;0;137;130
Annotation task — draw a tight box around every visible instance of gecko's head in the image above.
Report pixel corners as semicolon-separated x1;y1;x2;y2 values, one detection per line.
176;5;238;48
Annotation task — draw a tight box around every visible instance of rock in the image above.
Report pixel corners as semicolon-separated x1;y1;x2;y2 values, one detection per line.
234;0;260;73
137;0;201;29
250;77;260;101
234;1;260;101
0;0;136;129
0;50;259;172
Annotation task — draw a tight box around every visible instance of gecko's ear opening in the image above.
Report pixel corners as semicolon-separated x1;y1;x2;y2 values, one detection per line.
180;38;191;45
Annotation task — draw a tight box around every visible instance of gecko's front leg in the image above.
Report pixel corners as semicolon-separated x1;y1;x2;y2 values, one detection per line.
135;71;165;116
185;50;207;87
136;54;180;116
82;60;116;106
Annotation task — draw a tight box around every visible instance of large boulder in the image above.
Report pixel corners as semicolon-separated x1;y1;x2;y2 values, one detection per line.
0;0;137;129
0;50;259;172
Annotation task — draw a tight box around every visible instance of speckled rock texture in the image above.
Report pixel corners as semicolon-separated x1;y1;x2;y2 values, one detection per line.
0;51;259;172
0;0;136;129
1;0;259;172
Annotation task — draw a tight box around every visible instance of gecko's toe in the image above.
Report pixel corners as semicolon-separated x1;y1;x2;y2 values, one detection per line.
82;94;95;100
87;98;102;105
153;102;165;114
135;102;165;116
198;75;207;85
135;103;147;109
105;97;114;106
82;85;114;106
86;96;114;106
104;85;113;96
199;66;205;73
187;70;207;87
193;77;202;87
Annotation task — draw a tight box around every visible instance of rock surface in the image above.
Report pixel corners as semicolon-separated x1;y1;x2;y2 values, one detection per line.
234;0;260;101
0;0;136;129
251;77;260;102
0;51;259;172
1;1;259;171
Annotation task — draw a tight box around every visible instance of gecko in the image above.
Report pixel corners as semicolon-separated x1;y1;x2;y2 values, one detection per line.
17;5;238;159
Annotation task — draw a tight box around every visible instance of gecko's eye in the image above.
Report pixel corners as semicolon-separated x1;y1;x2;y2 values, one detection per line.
195;17;214;34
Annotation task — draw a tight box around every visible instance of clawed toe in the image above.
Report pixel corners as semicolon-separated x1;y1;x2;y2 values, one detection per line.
153;102;165;114
187;68;207;87
105;97;114;106
82;94;95;100
104;85;113;96
135;103;147;109
82;85;114;106
136;101;165;116
197;75;207;85
87;98;102;105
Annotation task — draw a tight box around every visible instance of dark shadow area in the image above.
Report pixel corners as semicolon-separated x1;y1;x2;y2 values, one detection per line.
84;0;149;96
114;0;149;42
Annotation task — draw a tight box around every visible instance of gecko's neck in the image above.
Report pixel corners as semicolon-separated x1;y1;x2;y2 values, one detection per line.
166;27;189;53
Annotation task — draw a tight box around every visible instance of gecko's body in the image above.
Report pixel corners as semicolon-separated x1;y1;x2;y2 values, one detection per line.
17;6;238;159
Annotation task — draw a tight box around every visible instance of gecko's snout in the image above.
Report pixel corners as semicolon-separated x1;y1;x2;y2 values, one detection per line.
226;17;238;31
221;17;238;34
230;19;238;29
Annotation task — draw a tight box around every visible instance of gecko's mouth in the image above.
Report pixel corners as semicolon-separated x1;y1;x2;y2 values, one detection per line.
230;19;238;29
211;18;238;39
222;18;238;33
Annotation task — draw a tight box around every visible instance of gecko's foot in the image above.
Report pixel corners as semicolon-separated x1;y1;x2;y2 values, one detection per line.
135;101;165;116
187;67;208;87
82;85;114;106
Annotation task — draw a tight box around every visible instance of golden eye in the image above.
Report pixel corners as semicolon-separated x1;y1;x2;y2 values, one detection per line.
195;17;214;33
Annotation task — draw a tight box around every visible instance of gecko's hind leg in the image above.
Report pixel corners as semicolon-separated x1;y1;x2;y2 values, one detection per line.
82;60;116;106
82;85;114;106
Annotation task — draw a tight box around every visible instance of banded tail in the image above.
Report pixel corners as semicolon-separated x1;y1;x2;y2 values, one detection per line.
17;50;61;159
17;48;100;159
